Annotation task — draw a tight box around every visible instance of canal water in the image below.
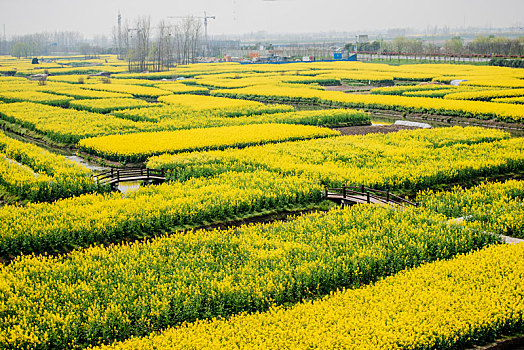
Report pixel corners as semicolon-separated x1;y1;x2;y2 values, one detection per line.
66;155;107;172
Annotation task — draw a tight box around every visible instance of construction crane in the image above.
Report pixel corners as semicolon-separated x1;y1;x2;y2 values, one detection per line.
168;12;216;56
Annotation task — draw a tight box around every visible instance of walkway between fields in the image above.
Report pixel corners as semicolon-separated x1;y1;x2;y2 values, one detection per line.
447;217;523;245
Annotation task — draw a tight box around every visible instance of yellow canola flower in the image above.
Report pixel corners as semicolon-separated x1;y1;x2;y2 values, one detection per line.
0;203;499;349
492;96;524;104
0;171;323;257
211;84;524;122
148;126;522;190
371;84;457;95
70;98;154;113
111;103;295;122
0;102;154;143
0;91;72;106
39;86;134;99
78;124;340;163
158;94;266;111
111;107;369;131
153;82;209;95
444;88;524;101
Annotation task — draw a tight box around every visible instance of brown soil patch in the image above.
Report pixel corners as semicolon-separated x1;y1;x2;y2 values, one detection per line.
334;124;418;136
471;336;524;350
324;85;374;93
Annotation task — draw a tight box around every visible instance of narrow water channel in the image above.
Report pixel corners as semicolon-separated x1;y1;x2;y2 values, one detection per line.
65;155;108;172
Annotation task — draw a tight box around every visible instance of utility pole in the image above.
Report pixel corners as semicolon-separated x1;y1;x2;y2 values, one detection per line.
355;35;358;60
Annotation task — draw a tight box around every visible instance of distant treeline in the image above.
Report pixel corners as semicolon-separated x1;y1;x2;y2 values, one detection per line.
347;35;524;58
490;58;524;68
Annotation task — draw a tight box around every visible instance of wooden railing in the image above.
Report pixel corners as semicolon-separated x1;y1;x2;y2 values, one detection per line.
324;184;417;207
95;168;166;187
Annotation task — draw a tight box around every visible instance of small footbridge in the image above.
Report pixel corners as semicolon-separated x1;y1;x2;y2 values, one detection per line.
95;168;166;190
325;185;417;207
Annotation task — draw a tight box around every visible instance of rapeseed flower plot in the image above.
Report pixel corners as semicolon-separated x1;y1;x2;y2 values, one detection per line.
0;204;497;349
153;82;209;95
78;124;340;163
492;96;524;104
444;88;524;101
112;103;294;122
0;90;73;106
70;98;154;113
112;106;369;131
212;85;524;122
94;243;524;350
418;180;524;238
371;84;457;95
158;93;267;111
82;83;172;98
0;130;99;201
0;102;154;143
148;127;524;189
39;87;134;99
0;171;322;257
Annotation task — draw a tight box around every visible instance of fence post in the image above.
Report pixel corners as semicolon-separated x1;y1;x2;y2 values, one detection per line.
342;184;346;199
386;189;390;202
361;184;365;194
117;169;119;182
325;186;328;198
147;168;150;179
367;192;370;204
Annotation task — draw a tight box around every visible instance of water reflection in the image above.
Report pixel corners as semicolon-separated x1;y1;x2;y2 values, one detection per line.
118;181;141;195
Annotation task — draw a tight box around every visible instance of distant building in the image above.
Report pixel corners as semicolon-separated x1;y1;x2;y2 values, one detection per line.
358;35;369;43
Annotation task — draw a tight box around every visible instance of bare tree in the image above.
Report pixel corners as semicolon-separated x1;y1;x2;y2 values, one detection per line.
172;16;202;65
117;14;202;72
153;20;172;71
125;17;151;72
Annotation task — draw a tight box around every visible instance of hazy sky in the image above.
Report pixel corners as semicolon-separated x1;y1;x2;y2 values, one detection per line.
1;0;523;38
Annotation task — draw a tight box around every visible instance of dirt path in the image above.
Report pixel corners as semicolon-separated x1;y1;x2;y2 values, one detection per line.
501;235;524;245
324;84;375;93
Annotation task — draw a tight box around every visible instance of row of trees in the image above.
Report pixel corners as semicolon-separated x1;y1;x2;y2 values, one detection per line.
2;16;204;72
113;16;203;72
346;35;524;57
3;32;112;58
447;35;524;56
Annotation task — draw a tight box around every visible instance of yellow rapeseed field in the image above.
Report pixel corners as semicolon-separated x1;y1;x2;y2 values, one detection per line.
78;124;340;162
